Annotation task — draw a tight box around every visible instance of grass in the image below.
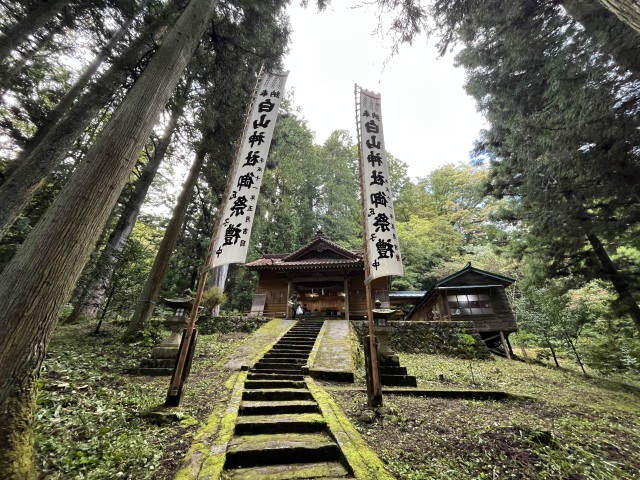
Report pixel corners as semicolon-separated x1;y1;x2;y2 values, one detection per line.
326;349;640;479
34;321;251;480
34;321;640;479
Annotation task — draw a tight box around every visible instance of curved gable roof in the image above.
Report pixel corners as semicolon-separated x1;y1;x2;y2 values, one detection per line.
245;231;362;270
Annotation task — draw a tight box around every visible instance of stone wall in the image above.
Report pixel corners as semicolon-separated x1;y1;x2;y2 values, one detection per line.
197;315;268;335
350;320;492;359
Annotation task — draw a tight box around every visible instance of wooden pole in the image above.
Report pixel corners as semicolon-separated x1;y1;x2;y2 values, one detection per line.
354;84;382;407
499;331;511;360
166;69;264;406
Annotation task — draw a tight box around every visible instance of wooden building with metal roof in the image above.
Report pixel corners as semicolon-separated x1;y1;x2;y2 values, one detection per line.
245;231;389;319
405;263;518;355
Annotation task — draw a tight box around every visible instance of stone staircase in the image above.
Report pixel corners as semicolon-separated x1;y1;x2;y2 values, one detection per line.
378;354;417;387
221;319;353;479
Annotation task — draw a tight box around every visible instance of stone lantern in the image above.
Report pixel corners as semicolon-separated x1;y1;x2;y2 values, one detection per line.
372;299;396;361
138;297;193;375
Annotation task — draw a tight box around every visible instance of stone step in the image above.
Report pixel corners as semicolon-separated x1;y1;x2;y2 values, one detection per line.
139;358;176;368
246;372;305;381
240;400;318;416
380;374;418;387
224;432;341;469
263;352;309;359
378;365;408;375
254;361;303;370
234;413;326;435
251;364;302;372
270;346;313;352
257;357;306;364
242;388;314;401
249;368;304;378
244;380;306;390
224;461;350;479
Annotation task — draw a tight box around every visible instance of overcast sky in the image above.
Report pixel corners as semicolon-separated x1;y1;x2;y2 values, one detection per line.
282;2;486;180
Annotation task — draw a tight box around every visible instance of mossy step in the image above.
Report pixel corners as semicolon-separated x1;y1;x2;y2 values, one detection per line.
251;364;303;372
257;358;306;364
223;461;351;479
267;352;311;357
240;400;318;415
377;365;407;375
242;388;313;401
254;362;304;370
249;368;304;375
270;347;313;353
247;373;305;381
235;412;326;435
277;341;316;345
380;374;417;387
224;432;341;469
244;380;306;389
263;353;310;360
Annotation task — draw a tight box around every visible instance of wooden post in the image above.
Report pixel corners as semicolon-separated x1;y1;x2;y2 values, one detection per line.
499;331;511;360
355;84;382;408
166;68;264;406
343;277;350;321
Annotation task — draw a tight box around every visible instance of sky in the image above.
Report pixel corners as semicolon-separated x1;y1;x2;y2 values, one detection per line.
283;2;486;180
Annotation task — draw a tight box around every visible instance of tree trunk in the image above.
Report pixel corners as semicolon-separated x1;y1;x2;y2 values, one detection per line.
209;264;229;315
123;145;207;340
0;0;69;62
599;0;640;34
545;336;561;367
0;24;165;239
0;0;218;475
68;100;183;322
561;0;640;80
587;233;640;334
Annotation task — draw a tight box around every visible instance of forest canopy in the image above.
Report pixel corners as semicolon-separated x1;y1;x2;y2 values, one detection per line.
1;0;639;477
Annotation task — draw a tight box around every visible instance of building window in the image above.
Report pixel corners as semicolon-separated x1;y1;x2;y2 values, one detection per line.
447;293;493;315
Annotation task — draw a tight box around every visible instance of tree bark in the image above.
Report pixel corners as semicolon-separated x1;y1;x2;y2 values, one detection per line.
123;145;207;339
0;0;69;62
68;99;182;323
587;233;640;334
599;0;640;34
0;21;167;239
0;0;218;475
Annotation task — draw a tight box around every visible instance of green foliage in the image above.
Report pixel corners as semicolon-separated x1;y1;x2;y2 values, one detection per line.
201;286;226;312
34;321;250;479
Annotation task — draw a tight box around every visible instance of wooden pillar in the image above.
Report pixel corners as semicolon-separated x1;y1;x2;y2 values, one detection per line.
344;277;350;321
499;331;511;360
286;280;292;319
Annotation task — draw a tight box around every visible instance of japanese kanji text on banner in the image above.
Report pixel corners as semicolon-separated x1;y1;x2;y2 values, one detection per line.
357;87;403;281
208;72;289;268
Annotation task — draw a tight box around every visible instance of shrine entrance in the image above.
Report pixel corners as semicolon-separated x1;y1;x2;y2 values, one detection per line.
245;231;389;319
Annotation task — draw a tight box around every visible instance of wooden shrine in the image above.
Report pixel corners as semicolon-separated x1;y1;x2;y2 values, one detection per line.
245;231;389;319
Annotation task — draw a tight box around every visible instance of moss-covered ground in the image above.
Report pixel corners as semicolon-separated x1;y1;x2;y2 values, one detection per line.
34;321;253;479
34;322;640;479
324;349;640;479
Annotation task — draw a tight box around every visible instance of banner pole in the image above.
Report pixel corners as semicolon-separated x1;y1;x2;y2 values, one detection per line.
166;69;265;405
355;84;382;408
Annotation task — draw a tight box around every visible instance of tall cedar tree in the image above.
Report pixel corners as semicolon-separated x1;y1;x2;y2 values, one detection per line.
125;0;291;337
0;0;219;475
453;1;640;332
0;1;184;239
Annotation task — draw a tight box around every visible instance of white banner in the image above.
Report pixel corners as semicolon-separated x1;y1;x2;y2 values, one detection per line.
358;87;403;281
209;72;289;268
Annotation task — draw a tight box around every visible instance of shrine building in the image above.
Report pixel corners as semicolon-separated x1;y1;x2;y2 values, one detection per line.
245;231;390;319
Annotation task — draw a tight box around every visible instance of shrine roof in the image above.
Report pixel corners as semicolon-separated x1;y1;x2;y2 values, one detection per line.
245;231;363;270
